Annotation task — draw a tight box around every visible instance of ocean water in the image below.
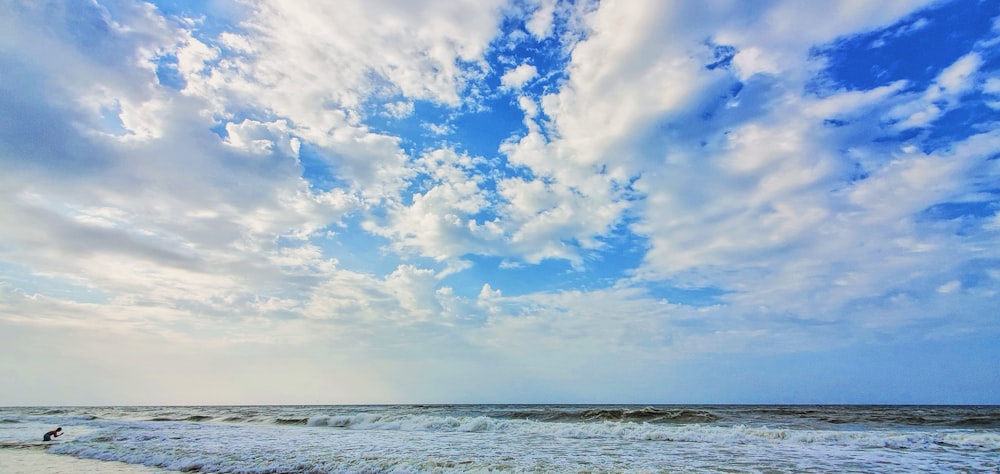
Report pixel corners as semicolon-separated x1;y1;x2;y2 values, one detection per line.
1;405;998;473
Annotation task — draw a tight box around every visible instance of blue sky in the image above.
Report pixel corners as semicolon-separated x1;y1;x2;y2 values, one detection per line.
1;0;998;405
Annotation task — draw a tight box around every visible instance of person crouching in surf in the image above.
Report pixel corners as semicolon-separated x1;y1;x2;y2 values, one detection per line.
43;427;62;441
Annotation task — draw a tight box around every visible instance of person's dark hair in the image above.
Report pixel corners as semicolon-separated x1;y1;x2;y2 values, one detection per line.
56;427;61;431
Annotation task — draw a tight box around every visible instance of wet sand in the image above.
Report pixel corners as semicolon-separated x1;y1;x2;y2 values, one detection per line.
0;447;170;473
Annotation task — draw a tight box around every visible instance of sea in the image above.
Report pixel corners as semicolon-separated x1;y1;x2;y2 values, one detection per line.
1;405;998;473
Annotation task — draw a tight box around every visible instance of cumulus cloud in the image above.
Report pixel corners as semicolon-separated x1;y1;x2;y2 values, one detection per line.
369;147;503;263
501;63;538;89
383;101;415;119
525;0;559;40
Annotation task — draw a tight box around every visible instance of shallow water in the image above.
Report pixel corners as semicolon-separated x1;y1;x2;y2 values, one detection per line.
2;405;998;472
0;448;168;474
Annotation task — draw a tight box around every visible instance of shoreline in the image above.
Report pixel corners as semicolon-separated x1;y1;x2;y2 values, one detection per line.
0;447;170;473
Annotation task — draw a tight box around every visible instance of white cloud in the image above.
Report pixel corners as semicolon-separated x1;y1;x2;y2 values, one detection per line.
732;47;781;79
175;36;220;81
936;53;982;94
888;52;984;130
0;1;369;334
370;147;502;262
501;63;538;89
984;77;1000;95
494;0;937;271
168;0;511;202
422;122;455;136
937;280;961;294
871;16;931;47
383;101;415;119
532;0;1000;330
634;122;1000;320
193;0;505;109
224;119;298;156
525;0;558;40
805;81;908;119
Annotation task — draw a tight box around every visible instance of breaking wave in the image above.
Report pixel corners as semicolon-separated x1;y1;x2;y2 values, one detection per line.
536;407;720;423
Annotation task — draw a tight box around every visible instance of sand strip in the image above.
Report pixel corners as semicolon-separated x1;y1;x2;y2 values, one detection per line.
0;447;171;473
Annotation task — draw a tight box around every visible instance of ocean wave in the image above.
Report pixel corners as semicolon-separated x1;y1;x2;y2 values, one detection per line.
544;422;1000;451
497;406;720;424
148;415;216;422
307;413;509;433
491;405;1000;428
771;406;1000;428
25;405;997;430
578;407;718;423
272;418;308;425
950;415;1000;428
633;425;1000;450
296;412;1000;450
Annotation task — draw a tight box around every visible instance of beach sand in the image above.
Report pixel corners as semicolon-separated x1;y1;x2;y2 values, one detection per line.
0;447;169;473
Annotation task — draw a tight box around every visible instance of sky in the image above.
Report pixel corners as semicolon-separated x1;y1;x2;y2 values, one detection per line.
1;0;998;406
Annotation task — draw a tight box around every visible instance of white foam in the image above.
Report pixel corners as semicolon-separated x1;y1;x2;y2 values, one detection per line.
301;412;1000;452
